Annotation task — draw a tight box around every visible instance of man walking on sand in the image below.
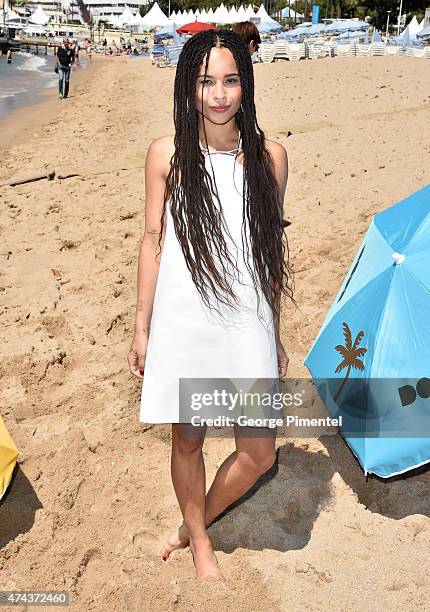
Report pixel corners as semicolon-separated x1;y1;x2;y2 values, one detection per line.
56;38;75;100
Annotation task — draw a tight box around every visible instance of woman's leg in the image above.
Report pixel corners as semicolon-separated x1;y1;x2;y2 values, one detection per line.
204;424;277;524
63;67;71;98
162;425;276;555
165;423;224;579
58;67;64;96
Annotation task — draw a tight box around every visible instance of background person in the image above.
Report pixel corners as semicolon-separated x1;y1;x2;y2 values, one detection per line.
232;21;261;62
56;38;75;99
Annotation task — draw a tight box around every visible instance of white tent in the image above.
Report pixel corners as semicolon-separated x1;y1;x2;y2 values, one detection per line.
244;5;256;20
408;15;423;37
281;7;304;19
170;9;182;25
29;5;50;25
256;4;279;25
106;13;117;26
186;9;196;22
227;7;240;23
140;2;170;28
236;6;249;22
175;8;197;26
198;9;209;23
118;5;135;27
398;15;423;41
131;12;149;32
213;4;231;25
130;12;143;26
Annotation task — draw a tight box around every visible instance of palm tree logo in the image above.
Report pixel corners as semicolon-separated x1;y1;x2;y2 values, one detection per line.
333;322;367;402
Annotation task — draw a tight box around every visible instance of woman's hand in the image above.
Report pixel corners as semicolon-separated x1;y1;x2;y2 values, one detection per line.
276;339;289;379
128;332;149;379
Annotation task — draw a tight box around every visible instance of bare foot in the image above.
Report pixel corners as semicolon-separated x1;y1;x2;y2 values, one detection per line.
160;523;190;561
190;538;225;581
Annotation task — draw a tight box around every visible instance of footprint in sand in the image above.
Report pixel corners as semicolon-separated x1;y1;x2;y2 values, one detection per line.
132;530;157;549
294;560;333;585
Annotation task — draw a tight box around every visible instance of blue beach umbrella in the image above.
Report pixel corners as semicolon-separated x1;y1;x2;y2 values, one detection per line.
305;23;325;36
337;29;366;40
396;25;411;46
417;25;430;39
154;23;174;39
155;28;172;37
371;28;382;42
305;184;430;478
280;26;309;39
258;21;283;33
322;19;368;33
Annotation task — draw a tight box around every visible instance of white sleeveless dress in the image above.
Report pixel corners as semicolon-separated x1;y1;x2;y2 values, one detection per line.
139;137;279;424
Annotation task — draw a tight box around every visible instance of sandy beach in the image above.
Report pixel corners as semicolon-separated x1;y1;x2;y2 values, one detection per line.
1;52;430;610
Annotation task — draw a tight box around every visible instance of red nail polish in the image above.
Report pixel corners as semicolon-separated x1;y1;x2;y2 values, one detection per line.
162;554;167;561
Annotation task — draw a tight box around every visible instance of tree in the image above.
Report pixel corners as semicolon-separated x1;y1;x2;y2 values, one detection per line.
333;322;367;403
286;1;428;27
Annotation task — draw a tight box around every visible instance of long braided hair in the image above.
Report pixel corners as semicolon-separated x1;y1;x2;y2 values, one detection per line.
157;29;294;331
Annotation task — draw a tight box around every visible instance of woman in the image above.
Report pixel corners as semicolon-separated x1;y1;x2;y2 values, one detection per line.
232;21;261;60
128;29;293;580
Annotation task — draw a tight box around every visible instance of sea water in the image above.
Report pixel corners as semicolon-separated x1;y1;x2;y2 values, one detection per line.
0;49;87;120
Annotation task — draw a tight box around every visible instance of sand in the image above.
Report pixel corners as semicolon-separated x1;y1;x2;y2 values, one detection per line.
1;53;430;611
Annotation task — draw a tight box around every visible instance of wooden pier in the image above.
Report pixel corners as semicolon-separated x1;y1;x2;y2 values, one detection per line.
0;37;61;54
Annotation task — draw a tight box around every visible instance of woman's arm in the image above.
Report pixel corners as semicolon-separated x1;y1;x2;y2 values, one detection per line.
129;138;170;378
134;138;170;337
268;141;289;344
